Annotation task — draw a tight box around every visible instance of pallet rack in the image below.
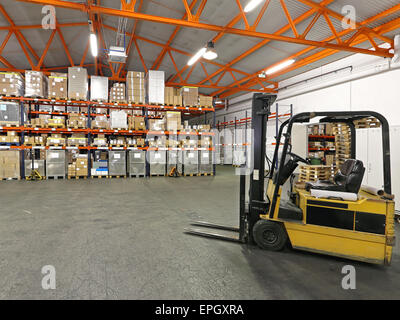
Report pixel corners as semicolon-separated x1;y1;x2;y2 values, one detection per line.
0;96;215;179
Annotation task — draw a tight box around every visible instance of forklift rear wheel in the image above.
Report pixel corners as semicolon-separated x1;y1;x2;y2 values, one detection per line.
253;220;288;251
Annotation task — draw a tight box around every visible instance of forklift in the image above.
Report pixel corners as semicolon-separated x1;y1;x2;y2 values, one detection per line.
186;93;396;265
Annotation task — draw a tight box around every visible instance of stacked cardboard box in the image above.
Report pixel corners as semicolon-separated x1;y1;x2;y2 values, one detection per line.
68;163;76;177
30;118;47;128
165;111;181;131
132;116;146;131
90;76;108;102
164;87;182;106
126;137;145;147
148;135;167;147
148;119;165;131
197;124;211;132
0;101;20;126
68;67;88;100
91;115;110;129
24;135;45;146
109;136;126;146
48;118;65;128
110;83;126;103
93;134;107;147
0;72;24;97
180;87;198;107
48;72;67;100
25;71;47;98
110;110;128;129
5;131;19;144
127;71;145;103
47;133;66;146
0;150;20;179
146;70;165;104
75;155;88;177
198;95;213;107
67;134;87;146
67;114;86;129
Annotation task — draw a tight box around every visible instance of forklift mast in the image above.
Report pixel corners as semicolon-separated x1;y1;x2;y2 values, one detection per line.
246;94;277;242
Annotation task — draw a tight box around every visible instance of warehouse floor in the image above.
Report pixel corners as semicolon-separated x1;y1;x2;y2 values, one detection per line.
0;166;399;300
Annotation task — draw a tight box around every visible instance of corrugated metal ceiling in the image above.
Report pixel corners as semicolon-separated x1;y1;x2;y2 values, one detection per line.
0;0;399;96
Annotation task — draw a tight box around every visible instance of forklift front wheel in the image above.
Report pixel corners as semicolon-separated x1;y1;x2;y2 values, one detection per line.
253;220;288;251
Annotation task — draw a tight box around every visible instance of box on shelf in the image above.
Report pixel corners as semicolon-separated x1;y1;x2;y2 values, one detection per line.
67;114;86;129
90;76;108;102
110;110;128;129
0;72;24;97
46;133;66;146
180;87;198;107
165;111;181;131
110;83;126;103
6;131;19;143
126;137;145;147
91;115;110;129
197;124;211;132
93;134;107;147
67;134;87;146
0;150;20;179
0;101;20;126
25;71;47;98
48;72;67;100
146;70;165;105
148;135;167;147
127;71;145;103
47;118;65;128
148;119;165;131
68;67;88;100
30;118;47;128
109;136;126;146
165;87;181;106
198;95;213;107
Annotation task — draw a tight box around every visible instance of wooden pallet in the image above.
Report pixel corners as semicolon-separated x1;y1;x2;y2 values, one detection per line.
149;103;164;106
0;177;20;181
150;174;167;177
67;144;87;147
24;143;45;147
0;122;20;127
110;100;127;104
198;173;214;176
127;144;144;148
91;175;109;179
47;176;65;180
110;145;126;148
67;126;87;129
67;176;87;180
183;173;199;177
129;174;145;178
128;101;145;105
48;97;67;101
48;125;65;129
47;144;65;147
0;94;20;98
108;175;127;179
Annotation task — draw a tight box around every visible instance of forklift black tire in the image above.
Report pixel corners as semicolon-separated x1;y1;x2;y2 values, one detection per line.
253;220;288;251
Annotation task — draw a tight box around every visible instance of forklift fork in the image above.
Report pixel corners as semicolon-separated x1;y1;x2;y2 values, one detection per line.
185;174;248;243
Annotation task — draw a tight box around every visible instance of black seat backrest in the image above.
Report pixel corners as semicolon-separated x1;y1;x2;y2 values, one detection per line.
334;159;365;193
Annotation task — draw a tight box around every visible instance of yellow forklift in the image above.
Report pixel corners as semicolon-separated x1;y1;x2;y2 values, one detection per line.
186;93;396;265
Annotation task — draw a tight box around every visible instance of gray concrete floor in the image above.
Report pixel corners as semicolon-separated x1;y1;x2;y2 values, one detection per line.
0;165;399;300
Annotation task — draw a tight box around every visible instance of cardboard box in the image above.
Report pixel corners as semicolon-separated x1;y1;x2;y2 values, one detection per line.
110;83;126;103
146;70;165;105
199;95;213;107
110;110;128;129
68;67;88;100
134;116;146;131
91;115;110;129
127;71;145;103
148;119;165;131
90;76;109;102
48;72;67;100
0;150;20;179
165;111;181;132
25;71;47;98
180;87;198;106
0;72;24;97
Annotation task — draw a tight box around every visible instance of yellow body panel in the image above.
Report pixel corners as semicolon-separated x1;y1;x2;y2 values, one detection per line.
261;181;395;265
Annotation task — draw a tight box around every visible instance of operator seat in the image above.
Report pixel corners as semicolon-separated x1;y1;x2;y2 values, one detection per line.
306;159;365;194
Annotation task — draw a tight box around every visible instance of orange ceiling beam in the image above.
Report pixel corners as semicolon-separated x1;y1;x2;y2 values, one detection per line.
151;0;199;71
16;0;393;58
195;0;335;87
218;15;400;98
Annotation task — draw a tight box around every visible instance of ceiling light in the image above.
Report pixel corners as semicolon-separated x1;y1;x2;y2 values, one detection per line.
203;41;218;60
244;0;263;13
265;59;296;75
90;33;98;57
188;47;207;66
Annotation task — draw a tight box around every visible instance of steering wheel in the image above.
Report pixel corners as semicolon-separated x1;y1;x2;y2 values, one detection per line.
288;152;310;165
